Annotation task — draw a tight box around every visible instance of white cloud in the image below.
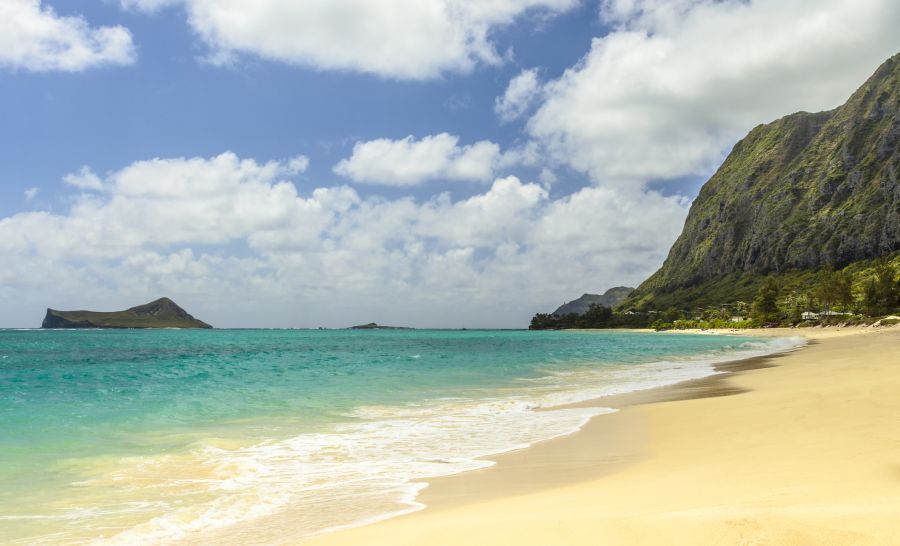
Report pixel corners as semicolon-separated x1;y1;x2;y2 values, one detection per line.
84;152;318;249
23;187;39;201
0;151;688;328
538;168;558;186
0;0;135;72
413;175;549;247
528;0;900;185
495;68;542;122
119;0;180;12
334;133;502;186
63;166;104;191
121;0;577;79
497;140;543;169
286;155;310;174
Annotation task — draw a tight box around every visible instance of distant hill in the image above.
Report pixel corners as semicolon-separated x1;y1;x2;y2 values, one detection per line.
348;322;413;330
553;287;634;316
625;52;900;310
41;298;212;329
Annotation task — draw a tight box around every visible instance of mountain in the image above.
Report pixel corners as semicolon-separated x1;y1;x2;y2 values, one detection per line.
41;298;213;329
625;53;900;310
553;287;635;316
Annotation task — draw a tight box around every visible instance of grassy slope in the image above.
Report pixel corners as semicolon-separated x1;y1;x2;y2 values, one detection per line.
44;310;208;329
44;298;212;329
624;251;899;312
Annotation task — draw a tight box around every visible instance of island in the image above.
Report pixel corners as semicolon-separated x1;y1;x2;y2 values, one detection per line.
41;297;212;329
348;322;413;330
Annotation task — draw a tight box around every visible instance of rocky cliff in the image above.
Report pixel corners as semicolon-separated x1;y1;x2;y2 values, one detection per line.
626;53;900;310
42;297;212;329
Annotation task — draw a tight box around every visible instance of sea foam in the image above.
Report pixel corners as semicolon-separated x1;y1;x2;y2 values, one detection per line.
0;329;804;545
91;336;804;545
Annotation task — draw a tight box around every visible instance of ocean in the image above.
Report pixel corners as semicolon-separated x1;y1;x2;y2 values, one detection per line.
0;329;802;545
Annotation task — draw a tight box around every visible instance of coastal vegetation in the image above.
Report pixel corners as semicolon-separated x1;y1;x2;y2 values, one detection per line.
530;303;648;330
531;256;899;330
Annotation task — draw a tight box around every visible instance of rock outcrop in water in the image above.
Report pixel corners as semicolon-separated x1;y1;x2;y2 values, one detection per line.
41;297;212;329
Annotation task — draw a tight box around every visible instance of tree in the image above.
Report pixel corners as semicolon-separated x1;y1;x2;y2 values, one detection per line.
833;269;854;311
812;266;837;311
661;307;682;323
529;313;557;330
812;266;853;312
863;259;899;316
785;292;808;324
752;276;780;323
862;278;880;316
578;304;613;328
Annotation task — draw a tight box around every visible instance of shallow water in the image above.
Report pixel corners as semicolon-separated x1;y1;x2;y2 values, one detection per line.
0;329;802;544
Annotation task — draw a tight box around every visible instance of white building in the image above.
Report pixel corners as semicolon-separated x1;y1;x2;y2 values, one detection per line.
802;310;852;320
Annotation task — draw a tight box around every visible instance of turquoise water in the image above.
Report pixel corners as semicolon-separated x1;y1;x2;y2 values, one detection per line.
0;329;800;544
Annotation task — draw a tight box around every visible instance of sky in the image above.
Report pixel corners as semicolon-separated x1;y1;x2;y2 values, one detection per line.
0;0;898;328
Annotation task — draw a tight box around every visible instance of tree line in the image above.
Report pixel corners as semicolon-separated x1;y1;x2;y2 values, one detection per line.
751;258;899;325
530;258;899;330
529;304;648;330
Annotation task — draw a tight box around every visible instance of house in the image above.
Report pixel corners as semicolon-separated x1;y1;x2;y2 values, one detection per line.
802;310;852;320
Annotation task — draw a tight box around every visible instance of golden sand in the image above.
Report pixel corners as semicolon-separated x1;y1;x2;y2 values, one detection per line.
310;326;900;545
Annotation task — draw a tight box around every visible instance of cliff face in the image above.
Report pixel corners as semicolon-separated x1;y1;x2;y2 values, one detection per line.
627;53;900;309
41;298;212;329
553;287;634;316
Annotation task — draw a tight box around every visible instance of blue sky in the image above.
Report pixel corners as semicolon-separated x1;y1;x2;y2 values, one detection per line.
1;1;610;217
0;0;897;327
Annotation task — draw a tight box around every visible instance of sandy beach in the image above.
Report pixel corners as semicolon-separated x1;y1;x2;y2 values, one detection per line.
310;326;900;545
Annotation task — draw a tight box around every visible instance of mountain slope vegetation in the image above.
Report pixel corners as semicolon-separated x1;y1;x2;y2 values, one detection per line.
625;53;900;311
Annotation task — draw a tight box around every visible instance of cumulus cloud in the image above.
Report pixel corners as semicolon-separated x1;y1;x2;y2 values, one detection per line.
23;187;39;201
0;0;135;72
527;0;900;185
119;0;180;12
495;68;542;122
286;155;310;174
0;151;688;327
119;0;577;78
333;133;503;186
538;168;558;186
63;166;105;191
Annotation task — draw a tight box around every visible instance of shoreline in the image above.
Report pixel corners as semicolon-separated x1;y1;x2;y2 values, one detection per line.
310;325;900;545
413;347;789;513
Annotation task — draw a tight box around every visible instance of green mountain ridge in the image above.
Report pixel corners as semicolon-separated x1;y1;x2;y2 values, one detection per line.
625;52;900;311
41;297;212;329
